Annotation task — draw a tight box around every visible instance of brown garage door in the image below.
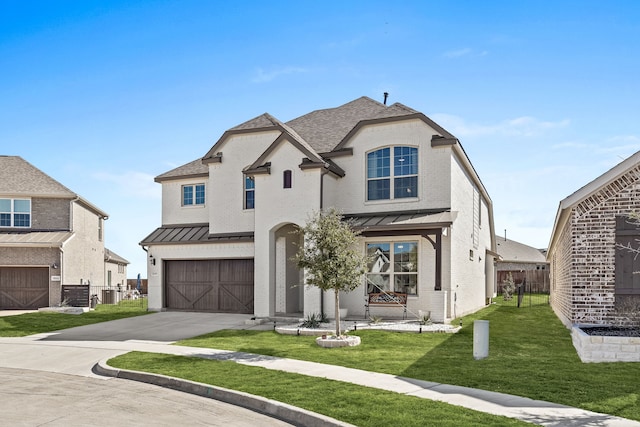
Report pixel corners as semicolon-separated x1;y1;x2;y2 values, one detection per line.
164;259;254;313
0;267;49;309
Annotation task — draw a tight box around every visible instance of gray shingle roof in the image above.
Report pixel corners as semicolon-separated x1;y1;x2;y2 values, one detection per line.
495;236;547;263
105;248;129;265
155;158;209;182
286;97;418;153
160;97;439;180
0;156;75;197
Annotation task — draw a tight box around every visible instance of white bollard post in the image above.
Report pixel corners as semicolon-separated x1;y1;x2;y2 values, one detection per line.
473;320;489;360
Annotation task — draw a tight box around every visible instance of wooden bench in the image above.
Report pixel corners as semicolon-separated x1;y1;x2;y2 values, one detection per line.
365;292;408;319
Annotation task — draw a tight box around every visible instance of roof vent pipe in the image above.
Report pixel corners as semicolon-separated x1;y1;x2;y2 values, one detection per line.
383;92;389;105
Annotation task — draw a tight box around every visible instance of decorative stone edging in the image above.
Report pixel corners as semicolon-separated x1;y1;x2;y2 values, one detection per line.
38;306;88;315
315;335;361;348
571;325;640;362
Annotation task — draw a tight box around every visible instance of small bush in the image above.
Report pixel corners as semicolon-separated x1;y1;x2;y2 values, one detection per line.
502;273;516;301
300;313;325;328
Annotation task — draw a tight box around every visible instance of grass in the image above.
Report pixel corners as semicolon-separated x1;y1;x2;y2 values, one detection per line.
109;351;527;427
174;300;640;422
0;300;149;337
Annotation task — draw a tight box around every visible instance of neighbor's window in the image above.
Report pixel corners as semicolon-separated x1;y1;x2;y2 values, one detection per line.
0;198;31;228
244;176;255;209
366;146;418;201
366;241;418;295
182;184;205;206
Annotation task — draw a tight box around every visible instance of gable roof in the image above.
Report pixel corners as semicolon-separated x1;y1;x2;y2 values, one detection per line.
548;150;640;254
155;158;209;183
0;156;109;218
286;96;421;153
0;156;75;197
104;248;130;265
495;236;546;264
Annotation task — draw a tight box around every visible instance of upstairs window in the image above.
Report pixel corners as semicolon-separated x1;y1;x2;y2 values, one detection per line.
182;184;205;206
367;146;418;201
244;176;255;209
0;198;31;228
283;170;292;189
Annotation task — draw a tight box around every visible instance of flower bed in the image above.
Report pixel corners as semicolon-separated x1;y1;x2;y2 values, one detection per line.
572;325;640;362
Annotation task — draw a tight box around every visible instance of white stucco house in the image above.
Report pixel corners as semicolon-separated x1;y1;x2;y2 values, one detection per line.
141;96;497;322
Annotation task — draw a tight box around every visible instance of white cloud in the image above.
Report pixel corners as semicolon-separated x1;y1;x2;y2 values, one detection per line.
251;66;308;83
431;113;569;138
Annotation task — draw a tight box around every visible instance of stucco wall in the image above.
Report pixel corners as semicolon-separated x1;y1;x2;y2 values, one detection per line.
324;119;452;213
208;131;279;234
448;153;492;318
161;178;208;225
252;140;322;317
63;202;105;287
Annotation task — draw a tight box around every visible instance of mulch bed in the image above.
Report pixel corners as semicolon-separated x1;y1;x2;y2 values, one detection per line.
581;326;640;337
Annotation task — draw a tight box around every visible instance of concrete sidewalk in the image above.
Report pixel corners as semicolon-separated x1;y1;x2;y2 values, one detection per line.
1;311;638;426
2;334;638;427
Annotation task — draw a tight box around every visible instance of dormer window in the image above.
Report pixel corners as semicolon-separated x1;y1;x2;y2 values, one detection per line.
182;184;205;206
366;146;418;201
0;198;31;228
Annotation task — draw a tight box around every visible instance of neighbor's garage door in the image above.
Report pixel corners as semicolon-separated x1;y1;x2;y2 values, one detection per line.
0;267;49;309
164;259;254;313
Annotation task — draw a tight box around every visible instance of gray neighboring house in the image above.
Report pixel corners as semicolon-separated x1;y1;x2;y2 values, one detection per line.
104;248;129;292
0;156;119;309
494;235;549;294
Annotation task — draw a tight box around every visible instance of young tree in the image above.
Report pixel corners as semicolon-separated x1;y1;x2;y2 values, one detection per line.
294;208;368;337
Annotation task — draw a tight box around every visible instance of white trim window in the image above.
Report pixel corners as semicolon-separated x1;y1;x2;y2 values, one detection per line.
244;176;255;210
366;241;418;295
182;184;205;206
366;146;418;201
0;198;31;228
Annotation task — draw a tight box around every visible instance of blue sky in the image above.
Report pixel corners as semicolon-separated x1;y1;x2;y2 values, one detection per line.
2;1;640;278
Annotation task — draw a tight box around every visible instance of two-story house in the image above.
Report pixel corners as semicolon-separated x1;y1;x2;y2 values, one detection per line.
0;156;126;309
141;97;496;322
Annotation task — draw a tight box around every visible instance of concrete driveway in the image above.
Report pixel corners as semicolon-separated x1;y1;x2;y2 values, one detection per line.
0;311;294;427
38;311;264;342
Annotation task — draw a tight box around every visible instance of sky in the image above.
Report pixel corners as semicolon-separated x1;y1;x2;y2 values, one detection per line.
2;0;640;278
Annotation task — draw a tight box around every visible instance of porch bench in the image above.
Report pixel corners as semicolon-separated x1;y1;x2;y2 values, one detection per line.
365;292;408;319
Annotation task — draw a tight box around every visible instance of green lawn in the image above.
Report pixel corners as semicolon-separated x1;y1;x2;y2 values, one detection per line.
0;301;149;336
173;301;640;422
110;351;528;427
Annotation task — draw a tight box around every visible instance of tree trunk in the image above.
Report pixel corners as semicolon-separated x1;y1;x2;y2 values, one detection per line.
335;289;340;337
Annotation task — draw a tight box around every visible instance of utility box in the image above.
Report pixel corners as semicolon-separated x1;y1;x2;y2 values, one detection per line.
473;320;489;360
102;289;115;304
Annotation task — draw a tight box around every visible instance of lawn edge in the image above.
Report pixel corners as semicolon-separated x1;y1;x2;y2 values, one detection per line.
94;358;355;427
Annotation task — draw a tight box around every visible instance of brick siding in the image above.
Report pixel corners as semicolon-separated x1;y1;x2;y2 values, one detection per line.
551;166;640;325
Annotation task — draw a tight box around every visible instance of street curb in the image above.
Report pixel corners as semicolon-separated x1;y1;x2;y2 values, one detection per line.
94;359;355;427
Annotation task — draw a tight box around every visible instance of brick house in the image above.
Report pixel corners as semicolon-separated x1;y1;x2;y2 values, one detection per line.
0;156;125;309
141;96;497;322
547;151;640;327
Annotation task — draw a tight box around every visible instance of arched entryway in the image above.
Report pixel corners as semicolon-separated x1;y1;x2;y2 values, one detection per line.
273;223;303;316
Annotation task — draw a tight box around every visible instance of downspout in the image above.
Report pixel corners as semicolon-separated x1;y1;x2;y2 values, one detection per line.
319;169;329;315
